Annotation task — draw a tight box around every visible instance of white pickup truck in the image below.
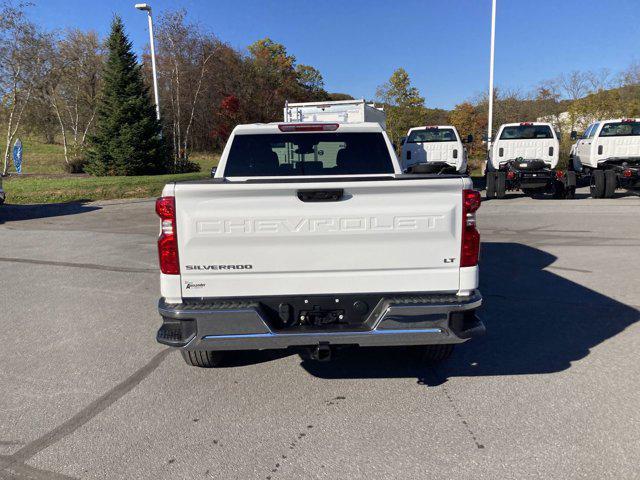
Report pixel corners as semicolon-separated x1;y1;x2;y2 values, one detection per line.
486;122;574;199
155;121;484;367
401;125;471;174
570;118;640;198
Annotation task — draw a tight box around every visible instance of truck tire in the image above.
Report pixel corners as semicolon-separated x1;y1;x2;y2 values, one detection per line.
486;172;496;199
181;350;225;368
564;186;576;199
552;180;565;199
590;170;605;198
604;170;617;198
420;344;455;362
495;172;507;199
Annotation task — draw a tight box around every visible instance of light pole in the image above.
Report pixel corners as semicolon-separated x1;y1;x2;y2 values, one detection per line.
135;3;160;121
487;0;497;151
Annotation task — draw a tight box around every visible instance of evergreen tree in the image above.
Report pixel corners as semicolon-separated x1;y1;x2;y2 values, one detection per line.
86;16;166;176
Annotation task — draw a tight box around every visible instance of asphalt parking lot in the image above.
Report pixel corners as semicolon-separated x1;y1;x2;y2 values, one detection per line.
1;186;639;480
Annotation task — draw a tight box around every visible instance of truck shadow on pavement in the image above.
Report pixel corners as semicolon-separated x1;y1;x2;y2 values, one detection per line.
301;242;639;385
0;201;100;224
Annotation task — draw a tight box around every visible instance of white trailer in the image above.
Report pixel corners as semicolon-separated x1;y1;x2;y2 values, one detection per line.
284;99;386;130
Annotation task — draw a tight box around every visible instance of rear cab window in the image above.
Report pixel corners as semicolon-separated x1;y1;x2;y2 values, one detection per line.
407;128;458;143
499;125;554;140
599;121;640;137
224;132;394;177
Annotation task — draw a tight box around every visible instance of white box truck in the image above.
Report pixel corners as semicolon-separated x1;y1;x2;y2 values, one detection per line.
284;99;386;130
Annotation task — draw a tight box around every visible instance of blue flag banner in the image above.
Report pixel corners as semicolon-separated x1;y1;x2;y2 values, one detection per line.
13;139;23;174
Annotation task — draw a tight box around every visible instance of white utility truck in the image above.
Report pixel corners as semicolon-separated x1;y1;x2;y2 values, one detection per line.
486;122;573;199
401;125;471;174
155;114;484;367
570;118;640;198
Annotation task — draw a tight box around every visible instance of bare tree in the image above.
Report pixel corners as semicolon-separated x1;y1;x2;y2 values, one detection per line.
585;68;613;92
0;2;50;175
42;30;102;169
155;10;216;168
618;61;640;87
558;70;590;101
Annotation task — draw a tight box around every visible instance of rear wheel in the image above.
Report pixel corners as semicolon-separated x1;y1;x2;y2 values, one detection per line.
495;171;507;198
485;172;496;199
604;170;617;198
181;350;225;368
552;180;566;199
590;170;605;198
564;186;576;199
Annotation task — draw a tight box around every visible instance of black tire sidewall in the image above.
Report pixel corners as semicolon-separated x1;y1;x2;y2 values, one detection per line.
486;172;496;199
604;170;617;198
590;170;606;198
496;171;507;198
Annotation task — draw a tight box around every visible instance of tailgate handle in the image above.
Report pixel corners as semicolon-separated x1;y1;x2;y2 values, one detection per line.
297;189;344;202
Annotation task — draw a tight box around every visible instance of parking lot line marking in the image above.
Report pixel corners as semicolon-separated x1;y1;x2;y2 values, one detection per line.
0;257;156;274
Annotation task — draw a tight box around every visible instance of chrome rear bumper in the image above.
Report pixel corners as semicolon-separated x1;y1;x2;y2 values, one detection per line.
157;291;484;351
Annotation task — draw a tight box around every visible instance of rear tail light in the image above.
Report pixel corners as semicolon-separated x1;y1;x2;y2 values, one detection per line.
461;189;481;267
520;122;533;126
507;171;516;180
156;196;179;275
623;169;633;178
278;123;338;132
555;170;565;179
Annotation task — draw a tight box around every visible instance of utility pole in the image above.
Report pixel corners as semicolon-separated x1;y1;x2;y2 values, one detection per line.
487;0;497;150
135;3;161;121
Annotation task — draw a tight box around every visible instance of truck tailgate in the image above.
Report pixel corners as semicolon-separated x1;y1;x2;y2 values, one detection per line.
598;135;640;160
174;178;464;298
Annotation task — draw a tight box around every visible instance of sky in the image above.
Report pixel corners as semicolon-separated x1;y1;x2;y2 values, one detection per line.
27;0;640;110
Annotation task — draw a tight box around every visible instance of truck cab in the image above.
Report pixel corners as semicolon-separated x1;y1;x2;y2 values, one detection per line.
401;125;469;174
155;109;484;368
486;122;572;199
570;119;640;198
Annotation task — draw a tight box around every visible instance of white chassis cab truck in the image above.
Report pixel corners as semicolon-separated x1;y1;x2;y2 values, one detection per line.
486;122;573;199
570;118;640;198
155;120;484;367
401;125;471;174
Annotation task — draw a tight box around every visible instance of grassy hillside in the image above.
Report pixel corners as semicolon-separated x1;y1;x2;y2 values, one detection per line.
3;173;210;204
1;137;67;174
1;135;219;204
